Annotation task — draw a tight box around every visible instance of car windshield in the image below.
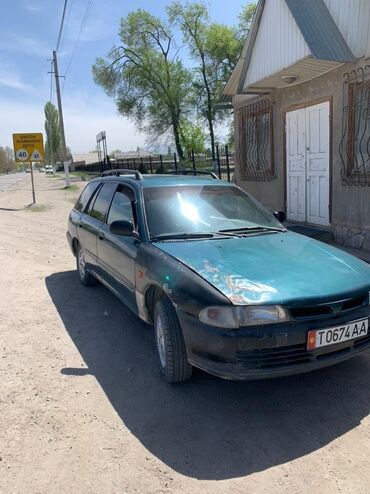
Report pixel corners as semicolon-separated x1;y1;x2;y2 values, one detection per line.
143;185;283;238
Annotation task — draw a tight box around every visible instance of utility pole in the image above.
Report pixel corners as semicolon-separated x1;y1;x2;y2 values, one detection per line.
53;50;70;187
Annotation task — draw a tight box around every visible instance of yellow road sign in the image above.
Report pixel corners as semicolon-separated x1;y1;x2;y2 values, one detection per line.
12;133;45;162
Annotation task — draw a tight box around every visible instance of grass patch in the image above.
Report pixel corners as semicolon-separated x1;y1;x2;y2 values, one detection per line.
26;204;50;213
70;172;95;180
63;184;79;192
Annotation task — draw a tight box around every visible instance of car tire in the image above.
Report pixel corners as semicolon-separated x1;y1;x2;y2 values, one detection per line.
154;297;192;383
76;245;97;287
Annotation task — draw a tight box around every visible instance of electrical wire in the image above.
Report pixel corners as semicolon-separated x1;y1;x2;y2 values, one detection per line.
62;0;94;95
58;0;74;55
55;0;68;52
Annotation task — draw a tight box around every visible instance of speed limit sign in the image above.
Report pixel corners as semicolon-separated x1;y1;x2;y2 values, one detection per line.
12;133;45;163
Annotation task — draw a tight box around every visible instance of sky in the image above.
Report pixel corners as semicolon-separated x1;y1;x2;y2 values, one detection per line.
0;0;246;154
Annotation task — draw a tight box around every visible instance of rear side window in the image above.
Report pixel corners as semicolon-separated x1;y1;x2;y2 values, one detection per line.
90;182;117;222
107;186;135;226
74;181;100;212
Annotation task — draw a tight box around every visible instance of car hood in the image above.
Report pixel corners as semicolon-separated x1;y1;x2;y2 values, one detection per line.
154;232;370;305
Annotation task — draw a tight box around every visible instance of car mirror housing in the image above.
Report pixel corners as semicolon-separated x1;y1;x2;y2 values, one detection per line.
110;220;135;236
273;210;286;223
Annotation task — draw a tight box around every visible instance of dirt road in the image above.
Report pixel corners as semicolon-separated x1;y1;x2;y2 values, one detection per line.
1;174;370;493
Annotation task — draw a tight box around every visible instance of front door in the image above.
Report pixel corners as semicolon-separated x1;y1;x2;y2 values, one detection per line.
286;101;330;226
97;184;138;312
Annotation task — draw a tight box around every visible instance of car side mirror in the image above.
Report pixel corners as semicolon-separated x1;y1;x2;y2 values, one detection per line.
273;210;286;223
110;220;135;236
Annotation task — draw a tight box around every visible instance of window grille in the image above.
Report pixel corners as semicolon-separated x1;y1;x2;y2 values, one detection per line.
236;99;274;181
339;65;370;186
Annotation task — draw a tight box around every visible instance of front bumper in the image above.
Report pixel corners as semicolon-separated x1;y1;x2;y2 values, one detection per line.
178;308;370;380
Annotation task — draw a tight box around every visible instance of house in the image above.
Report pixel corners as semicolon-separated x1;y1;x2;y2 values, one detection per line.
222;0;370;254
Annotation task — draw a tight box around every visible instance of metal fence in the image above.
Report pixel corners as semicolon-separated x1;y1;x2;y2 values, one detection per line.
72;145;235;182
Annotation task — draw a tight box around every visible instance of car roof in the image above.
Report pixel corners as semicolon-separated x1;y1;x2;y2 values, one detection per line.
93;174;233;189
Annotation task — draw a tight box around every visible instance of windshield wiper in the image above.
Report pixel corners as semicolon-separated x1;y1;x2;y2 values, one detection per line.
151;232;215;241
219;226;286;234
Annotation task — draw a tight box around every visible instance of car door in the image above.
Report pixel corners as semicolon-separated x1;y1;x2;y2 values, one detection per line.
78;181;116;275
97;184;139;312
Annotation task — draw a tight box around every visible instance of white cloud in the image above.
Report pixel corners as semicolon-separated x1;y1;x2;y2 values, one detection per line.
0;95;145;153
23;0;44;12
0;63;29;90
0;35;50;57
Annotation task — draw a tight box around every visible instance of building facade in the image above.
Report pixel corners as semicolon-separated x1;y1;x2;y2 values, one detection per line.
223;0;370;253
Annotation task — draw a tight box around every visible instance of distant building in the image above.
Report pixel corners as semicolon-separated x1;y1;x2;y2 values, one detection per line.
72;152;99;166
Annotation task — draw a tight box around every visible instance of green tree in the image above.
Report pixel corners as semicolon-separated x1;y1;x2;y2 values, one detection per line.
237;3;256;45
168;2;255;160
180;122;206;156
44;102;61;165
0;146;16;173
92;10;192;160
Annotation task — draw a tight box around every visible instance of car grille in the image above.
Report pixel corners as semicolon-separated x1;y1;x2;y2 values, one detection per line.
289;293;368;320
236;332;370;370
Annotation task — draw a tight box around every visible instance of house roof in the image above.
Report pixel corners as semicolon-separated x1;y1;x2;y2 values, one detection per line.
285;0;356;63
221;0;356;100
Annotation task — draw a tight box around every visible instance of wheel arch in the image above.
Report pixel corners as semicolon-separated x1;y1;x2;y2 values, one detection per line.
144;284;169;324
72;237;80;256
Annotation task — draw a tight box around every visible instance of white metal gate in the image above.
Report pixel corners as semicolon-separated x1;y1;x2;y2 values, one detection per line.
286;102;330;226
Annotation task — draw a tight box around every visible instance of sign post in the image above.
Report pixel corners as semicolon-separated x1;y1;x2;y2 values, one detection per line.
12;133;45;204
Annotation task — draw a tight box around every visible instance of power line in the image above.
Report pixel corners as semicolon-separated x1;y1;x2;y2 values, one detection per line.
62;0;94;90
56;0;68;52
58;0;74;55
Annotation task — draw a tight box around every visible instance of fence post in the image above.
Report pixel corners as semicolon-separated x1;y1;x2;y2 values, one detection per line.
149;156;153;174
225;144;231;182
159;154;163;173
192;150;196;175
174;152;178;172
216;145;221;179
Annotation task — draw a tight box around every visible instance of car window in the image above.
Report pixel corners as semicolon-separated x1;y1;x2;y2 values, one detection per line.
74;181;101;212
107;186;134;225
90;182;117;222
143;185;282;237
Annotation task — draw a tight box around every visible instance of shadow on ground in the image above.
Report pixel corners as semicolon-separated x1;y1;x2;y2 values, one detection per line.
46;271;370;480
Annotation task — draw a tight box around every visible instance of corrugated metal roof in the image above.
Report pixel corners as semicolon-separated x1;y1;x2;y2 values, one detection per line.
221;0;357;100
285;0;356;62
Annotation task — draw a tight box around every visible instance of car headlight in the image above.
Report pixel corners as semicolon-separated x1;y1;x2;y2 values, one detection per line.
198;305;290;328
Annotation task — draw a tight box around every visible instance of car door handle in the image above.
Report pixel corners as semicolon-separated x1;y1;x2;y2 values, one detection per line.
98;232;105;240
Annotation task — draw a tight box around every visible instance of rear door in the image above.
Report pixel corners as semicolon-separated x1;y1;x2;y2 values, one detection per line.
97;184;138;311
78;182;116;274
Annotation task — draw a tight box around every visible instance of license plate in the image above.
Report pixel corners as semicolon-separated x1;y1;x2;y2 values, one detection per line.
307;318;368;350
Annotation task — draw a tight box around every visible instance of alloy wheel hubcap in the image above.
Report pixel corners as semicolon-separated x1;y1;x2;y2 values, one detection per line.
78;249;86;278
156;314;166;367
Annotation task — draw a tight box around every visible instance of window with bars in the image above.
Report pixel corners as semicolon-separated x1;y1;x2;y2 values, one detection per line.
340;66;370;186
237;99;274;181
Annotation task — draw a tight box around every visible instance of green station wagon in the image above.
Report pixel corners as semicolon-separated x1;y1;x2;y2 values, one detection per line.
67;170;370;382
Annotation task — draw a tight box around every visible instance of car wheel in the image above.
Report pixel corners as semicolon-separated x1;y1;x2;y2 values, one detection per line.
154;297;192;383
76;245;97;287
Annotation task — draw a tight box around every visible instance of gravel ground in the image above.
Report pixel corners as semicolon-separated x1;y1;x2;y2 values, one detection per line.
1;174;370;494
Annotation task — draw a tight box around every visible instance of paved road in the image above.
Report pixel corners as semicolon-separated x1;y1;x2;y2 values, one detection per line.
0;172;26;192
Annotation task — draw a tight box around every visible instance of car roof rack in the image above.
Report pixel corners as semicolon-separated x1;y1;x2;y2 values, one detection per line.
167;170;219;179
100;169;143;180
